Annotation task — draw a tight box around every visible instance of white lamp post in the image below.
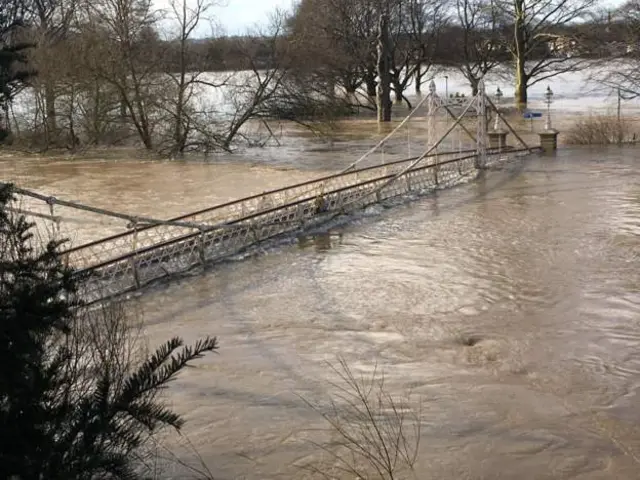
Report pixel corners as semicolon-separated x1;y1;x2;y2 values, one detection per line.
544;85;554;130
494;86;503;131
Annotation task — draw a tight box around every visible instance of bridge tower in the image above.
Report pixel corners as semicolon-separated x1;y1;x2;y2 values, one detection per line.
475;78;488;169
426;80;440;157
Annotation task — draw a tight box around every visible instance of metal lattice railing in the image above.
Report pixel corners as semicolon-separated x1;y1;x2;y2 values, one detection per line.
57;148;471;268
65;146;536;303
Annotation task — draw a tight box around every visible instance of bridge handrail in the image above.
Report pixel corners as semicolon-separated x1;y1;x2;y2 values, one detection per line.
65;149;487;269
73;146;537;275
75;151;481;274
5;183;227;232
60;147;483;254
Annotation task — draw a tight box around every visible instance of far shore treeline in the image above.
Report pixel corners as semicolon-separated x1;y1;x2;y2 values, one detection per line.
1;0;640;153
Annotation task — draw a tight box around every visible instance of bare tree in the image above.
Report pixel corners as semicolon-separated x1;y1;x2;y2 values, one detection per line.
77;0;164;149
182;10;292;152
496;0;599;109
592;1;640;96
288;0;446;116
452;0;506;95
222;12;291;149
25;0;77;146
406;0;447;95
388;0;446;105
0;0;35;141
288;0;378;108
160;0;216;154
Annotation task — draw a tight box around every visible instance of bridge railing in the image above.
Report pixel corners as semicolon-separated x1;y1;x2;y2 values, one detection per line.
5;144;537;305
72;146;539;303
60;148;485;271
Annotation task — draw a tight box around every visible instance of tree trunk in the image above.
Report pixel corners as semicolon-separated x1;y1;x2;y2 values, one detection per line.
0;102;10;143
44;83;57;144
175;86;185;152
175;22;189;154
514;65;528;111
66;86;79;151
119;97;127;122
127;93;153;150
119;76;128;122
471;79;479;97
365;67;377;98
329;77;338;101
415;64;423;94
391;71;403;104
91;82;102;143
514;4;528;111
344;84;356;105
376;11;392;123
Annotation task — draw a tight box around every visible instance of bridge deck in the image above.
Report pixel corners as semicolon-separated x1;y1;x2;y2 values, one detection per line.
6;81;540;303
50;146;537;303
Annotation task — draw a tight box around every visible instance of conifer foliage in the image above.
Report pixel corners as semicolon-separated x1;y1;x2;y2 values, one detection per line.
0;183;218;479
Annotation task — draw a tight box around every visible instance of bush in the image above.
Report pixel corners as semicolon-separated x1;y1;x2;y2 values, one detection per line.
565;114;636;145
298;358;422;480
0;183;218;479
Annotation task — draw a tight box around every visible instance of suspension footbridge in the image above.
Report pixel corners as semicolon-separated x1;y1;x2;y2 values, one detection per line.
4;80;541;304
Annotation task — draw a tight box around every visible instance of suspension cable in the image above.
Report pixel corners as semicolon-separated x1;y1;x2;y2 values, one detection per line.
340;92;431;173
336;95;478;212
3;183;229;231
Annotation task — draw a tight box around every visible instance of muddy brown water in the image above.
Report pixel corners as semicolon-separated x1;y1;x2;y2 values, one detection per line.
2;145;640;479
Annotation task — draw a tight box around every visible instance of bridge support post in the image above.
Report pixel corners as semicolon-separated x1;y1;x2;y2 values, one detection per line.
539;129;559;153
488;130;508;151
198;228;206;265
130;220;141;289
475;79;488;169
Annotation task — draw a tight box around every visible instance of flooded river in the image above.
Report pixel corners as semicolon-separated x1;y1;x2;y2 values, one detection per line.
3;145;640;478
138;147;639;479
